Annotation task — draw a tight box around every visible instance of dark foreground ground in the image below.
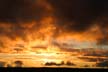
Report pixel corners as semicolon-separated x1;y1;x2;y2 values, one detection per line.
0;67;107;72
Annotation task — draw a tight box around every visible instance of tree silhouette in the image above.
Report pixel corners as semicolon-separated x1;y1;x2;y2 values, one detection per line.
0;61;6;67
14;48;23;53
96;60;108;67
14;60;23;67
66;61;75;66
7;64;12;67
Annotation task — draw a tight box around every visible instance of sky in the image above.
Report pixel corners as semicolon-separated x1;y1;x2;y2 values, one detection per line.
0;0;107;28
0;0;108;50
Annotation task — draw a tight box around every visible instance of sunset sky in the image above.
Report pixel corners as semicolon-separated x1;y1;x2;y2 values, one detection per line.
0;0;108;51
0;0;108;68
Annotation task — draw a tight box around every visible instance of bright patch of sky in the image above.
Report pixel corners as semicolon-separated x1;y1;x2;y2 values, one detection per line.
56;38;108;49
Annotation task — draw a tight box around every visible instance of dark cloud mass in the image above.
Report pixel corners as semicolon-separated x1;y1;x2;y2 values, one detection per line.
0;0;108;31
0;0;51;22
48;0;108;32
0;0;108;40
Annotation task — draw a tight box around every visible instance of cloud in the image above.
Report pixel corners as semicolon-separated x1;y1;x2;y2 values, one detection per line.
0;0;53;22
0;0;107;51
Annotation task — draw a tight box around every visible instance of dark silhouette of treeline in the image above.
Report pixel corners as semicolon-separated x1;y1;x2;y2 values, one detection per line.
44;61;76;66
96;60;108;67
0;60;23;67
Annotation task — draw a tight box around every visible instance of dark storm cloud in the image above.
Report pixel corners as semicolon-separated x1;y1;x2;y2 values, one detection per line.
0;0;53;41
95;17;108;45
0;0;108;33
0;0;108;31
48;0;108;32
47;0;108;46
0;0;51;23
49;0;108;45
